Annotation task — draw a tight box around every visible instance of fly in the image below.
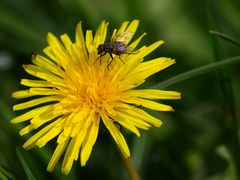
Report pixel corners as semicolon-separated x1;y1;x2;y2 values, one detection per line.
96;31;138;68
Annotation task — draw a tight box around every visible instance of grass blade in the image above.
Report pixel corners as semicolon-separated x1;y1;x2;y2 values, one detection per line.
152;55;240;89
0;166;15;180
210;30;240;47
16;148;36;180
0;169;8;180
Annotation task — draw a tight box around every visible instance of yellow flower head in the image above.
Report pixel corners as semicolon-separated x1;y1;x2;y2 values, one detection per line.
11;20;181;175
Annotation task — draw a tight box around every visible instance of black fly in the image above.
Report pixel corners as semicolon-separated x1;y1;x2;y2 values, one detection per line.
96;31;138;68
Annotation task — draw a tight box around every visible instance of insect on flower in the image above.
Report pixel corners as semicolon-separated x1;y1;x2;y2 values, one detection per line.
11;20;181;175
96;31;139;67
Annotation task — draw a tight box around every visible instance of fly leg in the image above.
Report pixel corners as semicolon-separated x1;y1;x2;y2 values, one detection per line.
94;52;107;65
107;53;114;69
118;55;125;64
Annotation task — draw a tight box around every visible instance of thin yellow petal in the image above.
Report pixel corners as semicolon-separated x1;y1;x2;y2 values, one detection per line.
19;107;61;135
23;64;64;86
13;96;59;111
61;127;88;175
113;41;163;81
122;97;174;111
47;138;69;172
119;58;175;89
60;34;73;52
70;110;89;137
19;124;35;136
11;105;51;124
115;103;162;127
115;109;151;130
131;57;175;76
75;21;88;60
86;30;94;53
93;20;108;47
47;32;64;51
126;20;139;34
12;90;35;99
31;106;62;128
57;126;72;144
117;21;129;34
139;40;164;59
101;113;130;158
32;55;60;76
29;88;59;96
129;33;147;49
49;46;71;69
80;115;100;166
125;20;139;44
12;88;59;100
21;79;53;88
124;89;181;100
107;109;140;137
23;119;61;149
36;120;63;147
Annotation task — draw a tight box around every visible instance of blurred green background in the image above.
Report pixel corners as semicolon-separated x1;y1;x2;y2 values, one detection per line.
0;0;240;179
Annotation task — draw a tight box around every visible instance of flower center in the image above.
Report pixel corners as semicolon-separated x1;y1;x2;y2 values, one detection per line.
85;83;106;111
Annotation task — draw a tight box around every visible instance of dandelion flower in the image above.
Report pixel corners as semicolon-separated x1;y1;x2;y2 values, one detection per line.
11;20;181;175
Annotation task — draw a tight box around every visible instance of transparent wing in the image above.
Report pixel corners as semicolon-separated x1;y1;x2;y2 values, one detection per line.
110;31;134;44
125;47;140;54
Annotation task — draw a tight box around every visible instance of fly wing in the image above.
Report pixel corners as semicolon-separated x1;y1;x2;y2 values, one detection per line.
110;31;134;44
125;47;140;54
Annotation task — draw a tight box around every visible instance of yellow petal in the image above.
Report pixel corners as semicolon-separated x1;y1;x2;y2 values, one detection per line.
115;103;162;127
107;109;140;137
139;40;164;59
114;41;164;82
131;57;175;76
19;124;35;136
86;30;94;53
61;126;88;175
80;115;100;166
122;97;174;111
119;58;175;89
129;33;147;49
12;88;58;100
49;46;71;69
124;89;181;100
11;105;51;124
75;21;88;61
36;120;63;147
70;110;89;137
111;28;117;38
125;19;139;44
23;119;61;149
60;34;73;52
101;113;130;158
47;138;69;172
32;55;60;76
57;126;72;144
13;96;59;111
117;21;129;34
47;32;64;51
12;90;35;99
115;109;151;130
29;88;59;96
126;20;139;34
23;64;64;86
21;79;53;88
93;20;108;47
31;106;62;128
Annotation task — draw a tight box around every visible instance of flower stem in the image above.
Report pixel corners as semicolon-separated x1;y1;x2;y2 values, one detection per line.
117;146;140;180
